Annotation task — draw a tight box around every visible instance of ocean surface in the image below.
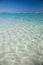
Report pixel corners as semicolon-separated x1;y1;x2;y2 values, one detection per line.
0;13;43;65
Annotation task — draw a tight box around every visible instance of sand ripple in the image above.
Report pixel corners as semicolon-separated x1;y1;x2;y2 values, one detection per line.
0;18;43;65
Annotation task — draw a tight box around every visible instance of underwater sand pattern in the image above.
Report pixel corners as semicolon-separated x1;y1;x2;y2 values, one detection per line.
0;17;43;65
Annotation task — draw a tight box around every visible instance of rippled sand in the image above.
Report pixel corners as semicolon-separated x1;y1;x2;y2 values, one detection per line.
0;18;43;65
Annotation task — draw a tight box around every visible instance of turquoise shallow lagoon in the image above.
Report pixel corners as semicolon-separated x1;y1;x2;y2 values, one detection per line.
0;13;43;65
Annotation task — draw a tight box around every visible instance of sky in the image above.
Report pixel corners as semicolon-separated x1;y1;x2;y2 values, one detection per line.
0;0;43;13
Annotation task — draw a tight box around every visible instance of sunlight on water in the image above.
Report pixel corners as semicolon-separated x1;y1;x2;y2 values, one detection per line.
0;13;43;65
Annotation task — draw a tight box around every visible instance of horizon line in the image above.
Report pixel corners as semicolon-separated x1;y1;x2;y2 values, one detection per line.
0;12;43;14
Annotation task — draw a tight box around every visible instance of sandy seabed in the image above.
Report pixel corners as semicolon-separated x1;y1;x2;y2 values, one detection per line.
0;18;43;65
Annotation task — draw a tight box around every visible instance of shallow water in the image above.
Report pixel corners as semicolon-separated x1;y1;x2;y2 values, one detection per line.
0;13;43;65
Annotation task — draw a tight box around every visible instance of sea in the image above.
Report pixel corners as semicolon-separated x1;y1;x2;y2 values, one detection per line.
0;13;43;65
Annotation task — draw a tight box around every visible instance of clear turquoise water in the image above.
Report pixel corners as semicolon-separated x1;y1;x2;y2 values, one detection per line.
0;13;43;24
0;13;43;65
